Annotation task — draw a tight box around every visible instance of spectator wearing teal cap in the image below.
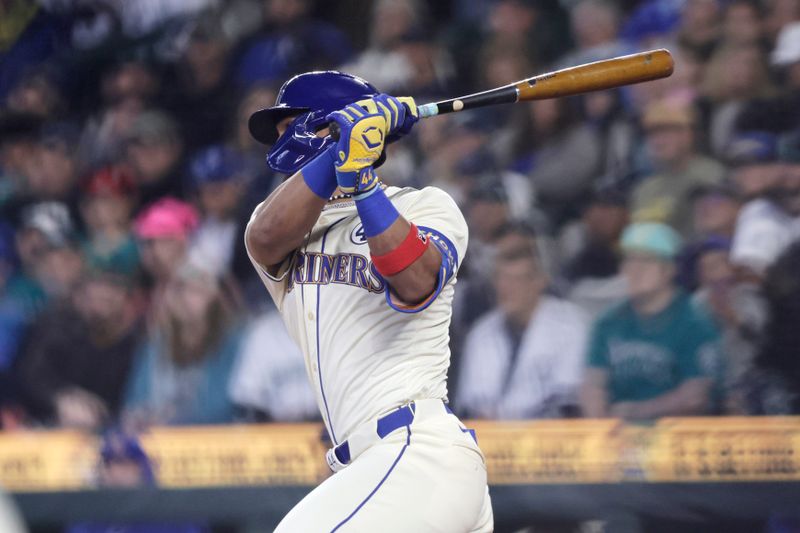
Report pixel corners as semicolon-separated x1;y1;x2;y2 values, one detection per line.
580;222;724;420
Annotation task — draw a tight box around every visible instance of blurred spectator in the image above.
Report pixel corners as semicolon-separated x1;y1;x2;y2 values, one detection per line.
229;310;318;422
464;181;512;282
0;6;67;103
17;271;140;429
0;111;41;209
690;237;766;413
456;246;589;418
764;0;800;40
418;114;492;203
79;166;140;277
229;83;279;179
76;60;160;166
631;98;725;236
125;110;185;208
234;0;352;88
97;432;155;487
66;431;209;533
621;0;683;47
728;133;800;278
0;210;52;379
581;222;722;420
747;241;800;414
560;189;630;318
123;263;242;426
5;69;63;119
451;220;540;361
185;145;247;277
559;0;630;66
95;0;214;41
721;0;764;46
0;221;24;426
771;21;800;90
689;182;741;239
511;97;603;223
339;0;427;93
726;131;786;200
134;197;198;295
24;121;81;206
678;0;723;60
446;0;569;91
385;29;456;98
158;12;237;152
226;85;284;306
701;43;776;156
16;201;83;301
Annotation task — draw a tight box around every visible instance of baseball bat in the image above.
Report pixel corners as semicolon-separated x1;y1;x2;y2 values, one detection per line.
417;48;673;118
329;49;673;139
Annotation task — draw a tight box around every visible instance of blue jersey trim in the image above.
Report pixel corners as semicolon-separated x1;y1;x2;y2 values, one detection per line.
317;219;346;445
418;226;459;280
330;426;412;532
383;226;458;314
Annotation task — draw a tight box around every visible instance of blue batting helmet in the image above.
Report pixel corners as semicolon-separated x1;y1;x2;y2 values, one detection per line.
248;71;380;174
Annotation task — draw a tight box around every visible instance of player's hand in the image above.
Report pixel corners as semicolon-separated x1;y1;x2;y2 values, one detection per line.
326;104;386;194
55;388;109;430
356;94;418;141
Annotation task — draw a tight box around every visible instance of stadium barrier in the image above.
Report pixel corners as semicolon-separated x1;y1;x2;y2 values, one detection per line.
2;418;800;531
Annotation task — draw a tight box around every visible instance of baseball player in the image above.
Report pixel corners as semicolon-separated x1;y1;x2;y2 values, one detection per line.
246;71;493;532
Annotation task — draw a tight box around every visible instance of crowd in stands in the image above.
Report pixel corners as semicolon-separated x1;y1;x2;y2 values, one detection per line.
0;0;799;434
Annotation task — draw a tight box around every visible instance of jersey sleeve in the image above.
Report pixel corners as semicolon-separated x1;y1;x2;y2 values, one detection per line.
244;202;296;311
730;202;790;274
385;186;469;313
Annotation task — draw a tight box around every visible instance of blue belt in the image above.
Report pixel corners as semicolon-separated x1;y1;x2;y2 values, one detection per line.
333;403;417;465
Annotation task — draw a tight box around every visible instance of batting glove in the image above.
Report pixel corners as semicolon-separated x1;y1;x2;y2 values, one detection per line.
326;104;386;194
356;94;419;142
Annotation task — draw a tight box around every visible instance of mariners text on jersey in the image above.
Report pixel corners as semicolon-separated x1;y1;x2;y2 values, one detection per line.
287;251;386;293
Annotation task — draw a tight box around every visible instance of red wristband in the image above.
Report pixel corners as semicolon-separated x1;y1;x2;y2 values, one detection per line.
371;223;429;277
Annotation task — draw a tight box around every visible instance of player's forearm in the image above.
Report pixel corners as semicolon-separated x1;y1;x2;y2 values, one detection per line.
367;217;441;304
246;174;328;267
579;382;609;418
617;378;711;419
580;368;610;418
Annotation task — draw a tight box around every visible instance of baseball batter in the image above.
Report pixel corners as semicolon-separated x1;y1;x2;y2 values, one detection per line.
245;71;493;532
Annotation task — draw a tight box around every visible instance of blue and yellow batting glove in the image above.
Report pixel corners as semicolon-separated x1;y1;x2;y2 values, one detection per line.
326;104;386;194
356;94;418;141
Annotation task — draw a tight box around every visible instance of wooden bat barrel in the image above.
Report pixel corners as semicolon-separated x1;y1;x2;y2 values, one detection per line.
417;49;674;118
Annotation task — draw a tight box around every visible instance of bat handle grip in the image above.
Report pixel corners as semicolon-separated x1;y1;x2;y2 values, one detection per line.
417;103;439;118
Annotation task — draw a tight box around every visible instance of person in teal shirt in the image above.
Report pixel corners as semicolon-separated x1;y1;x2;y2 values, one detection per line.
580;222;724;420
123;263;242;426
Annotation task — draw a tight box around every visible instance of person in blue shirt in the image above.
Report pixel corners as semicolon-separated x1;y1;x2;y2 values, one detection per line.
580;222;724;420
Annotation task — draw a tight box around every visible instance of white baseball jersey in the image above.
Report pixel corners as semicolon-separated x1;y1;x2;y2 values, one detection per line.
731;198;800;275
228;311;319;422
456;296;590;419
245;185;467;446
